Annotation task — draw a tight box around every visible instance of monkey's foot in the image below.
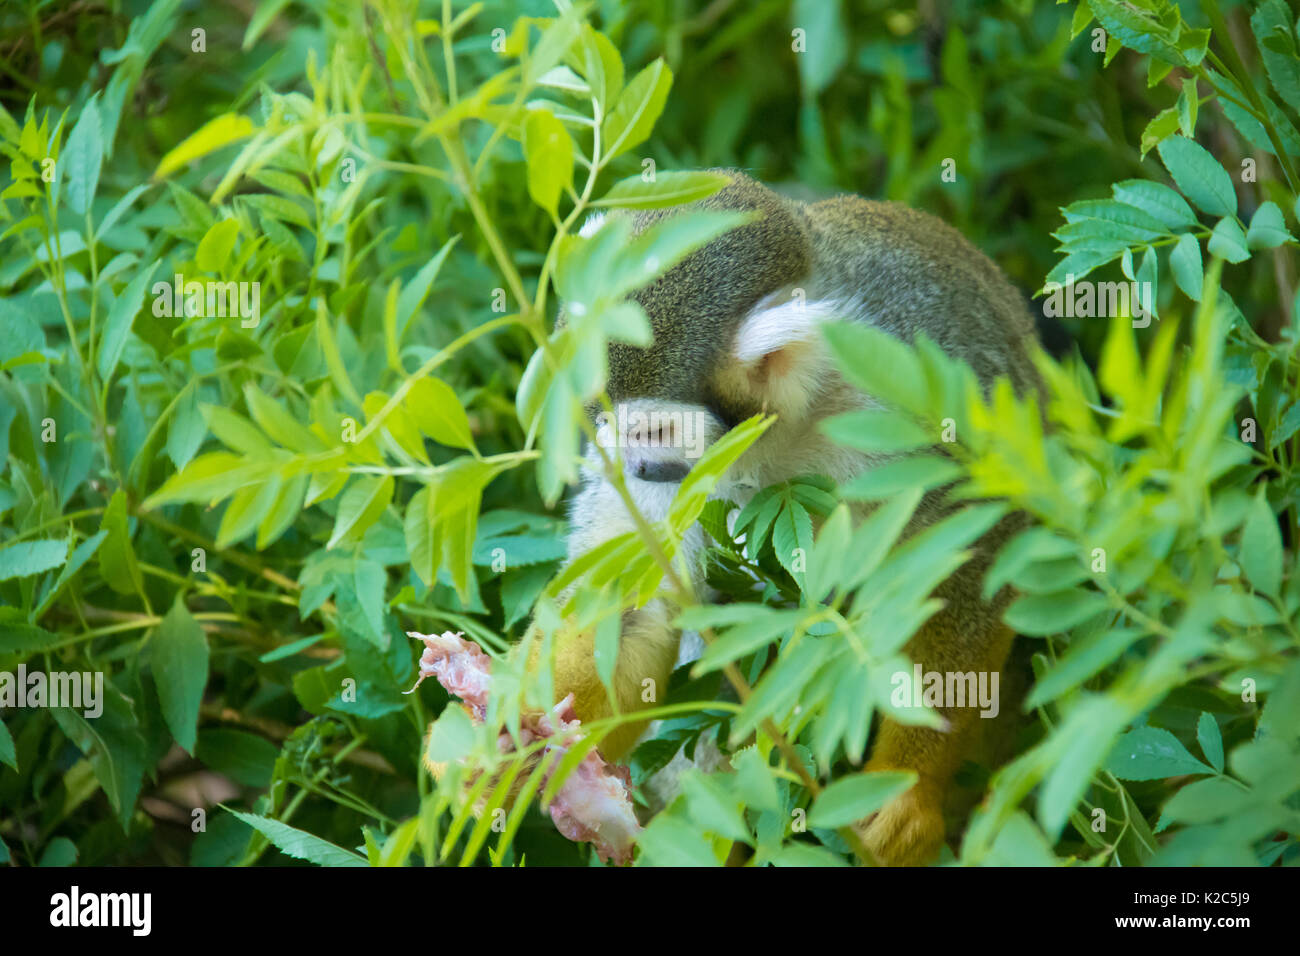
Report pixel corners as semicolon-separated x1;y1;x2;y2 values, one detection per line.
855;783;945;867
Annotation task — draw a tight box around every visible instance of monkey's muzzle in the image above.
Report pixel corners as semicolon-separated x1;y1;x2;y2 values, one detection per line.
630;459;691;483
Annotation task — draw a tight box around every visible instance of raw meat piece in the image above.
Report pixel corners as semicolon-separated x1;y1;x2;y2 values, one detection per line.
406;632;640;864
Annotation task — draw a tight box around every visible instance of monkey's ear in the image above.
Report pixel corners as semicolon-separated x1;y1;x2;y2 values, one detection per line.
578;212;608;238
731;293;840;421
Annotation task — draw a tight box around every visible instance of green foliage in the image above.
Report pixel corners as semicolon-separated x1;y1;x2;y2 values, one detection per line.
0;0;1297;868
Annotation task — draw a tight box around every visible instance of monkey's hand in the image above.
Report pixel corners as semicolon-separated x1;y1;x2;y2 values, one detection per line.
408;631;640;865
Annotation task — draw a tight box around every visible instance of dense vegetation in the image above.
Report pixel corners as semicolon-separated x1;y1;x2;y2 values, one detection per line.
1;0;1298;867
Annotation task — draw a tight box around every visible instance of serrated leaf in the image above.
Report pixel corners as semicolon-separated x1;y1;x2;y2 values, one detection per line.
1157;135;1236;217
1245;200;1293;249
1105;726;1214;780
1240;489;1283;596
1169;233;1203;301
226;810;367;866
1208;217;1250;263
0;539;68;581
1196;712;1224;773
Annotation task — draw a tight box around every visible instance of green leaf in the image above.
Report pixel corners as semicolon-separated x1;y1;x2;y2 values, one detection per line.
315;301;362;409
60;93;103;216
1169;233;1203;301
0;539;68;581
1196;712;1224;773
1207;217;1250;263
1240;489;1283;595
151;597;209;754
405;378;475;450
1025;626;1143;709
1157;136;1236;217
38;836;79;867
1086;0;1183;63
1140;107;1180;157
98;489;143;596
822;322;927;414
523;107;573;215
1003;588;1107;636
0;719;15;771
819;408;933;453
680;771;750;842
243;383;319;453
155;113;257;179
772;499;813;586
1105;726;1215;780
591;170;731;208
216;475;282;548
1251;0;1300;114
243;0;292;50
792;0;849;94
1176;77;1198;137
97;260;160;381
201;403;271;456
636;815;718;867
166;385;205;470
197;729;278;787
395;236;459;341
1111;179;1197;229
227;810;368;866
196;218;240;272
808;771;916;829
145;452;269;507
601;58;672;160
770;843;850;866
1245;201;1294;249
839;456;962;500
327;476;394;550
693;609;803;675
426;703;475;763
404;486;436;587
256;472;308;549
982;812;1060;866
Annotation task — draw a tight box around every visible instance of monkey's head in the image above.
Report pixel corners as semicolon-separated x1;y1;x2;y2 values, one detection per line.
579;171;842;486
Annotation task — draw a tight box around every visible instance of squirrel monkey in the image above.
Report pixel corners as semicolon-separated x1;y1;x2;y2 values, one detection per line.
491;170;1041;865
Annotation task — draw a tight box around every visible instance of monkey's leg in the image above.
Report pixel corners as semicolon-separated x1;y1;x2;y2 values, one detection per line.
857;617;1015;866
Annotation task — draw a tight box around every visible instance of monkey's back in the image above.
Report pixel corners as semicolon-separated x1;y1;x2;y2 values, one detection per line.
800;195;1044;630
803;196;1043;398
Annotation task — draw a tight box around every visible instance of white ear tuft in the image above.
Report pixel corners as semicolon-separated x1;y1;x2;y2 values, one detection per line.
733;294;838;363
578;212;608;239
730;292;840;422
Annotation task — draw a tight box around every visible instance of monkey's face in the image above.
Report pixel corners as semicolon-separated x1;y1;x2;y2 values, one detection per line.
595;285;852;499
576;171;856;495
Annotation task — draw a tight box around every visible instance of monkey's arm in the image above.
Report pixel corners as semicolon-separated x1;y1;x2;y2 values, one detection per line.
526;598;678;761
527;466;689;761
